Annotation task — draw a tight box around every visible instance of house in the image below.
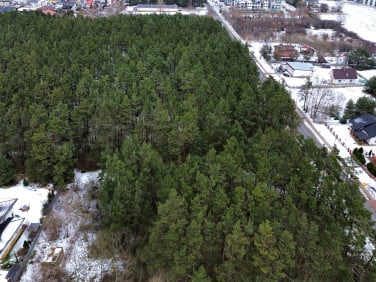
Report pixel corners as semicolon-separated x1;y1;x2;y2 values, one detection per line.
332;68;358;84
350;113;376;145
274;44;298;61
283;62;313;77
134;4;178;15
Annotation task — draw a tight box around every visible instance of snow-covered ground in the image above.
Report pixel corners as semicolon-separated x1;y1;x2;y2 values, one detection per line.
248;39;376;201
319;1;376;43
18;170;113;282
0;182;49;281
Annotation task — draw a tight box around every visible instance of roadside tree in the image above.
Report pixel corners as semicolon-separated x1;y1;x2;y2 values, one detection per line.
365;76;376;96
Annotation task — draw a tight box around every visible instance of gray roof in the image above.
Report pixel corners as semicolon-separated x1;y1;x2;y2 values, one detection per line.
350;114;376;141
0;198;17;224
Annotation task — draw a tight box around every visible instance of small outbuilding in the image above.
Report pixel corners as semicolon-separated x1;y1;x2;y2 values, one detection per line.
332;68;358;84
284;62;313;77
43;247;64;266
350;113;376;145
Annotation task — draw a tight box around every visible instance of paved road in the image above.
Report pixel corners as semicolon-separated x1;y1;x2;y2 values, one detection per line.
207;1;328;149
297;121;324;147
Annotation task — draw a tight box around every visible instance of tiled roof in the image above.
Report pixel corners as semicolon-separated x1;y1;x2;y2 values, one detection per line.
333;68;357;80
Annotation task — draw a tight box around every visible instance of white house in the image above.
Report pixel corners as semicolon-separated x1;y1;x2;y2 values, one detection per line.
284;62;313;77
332;68;358;85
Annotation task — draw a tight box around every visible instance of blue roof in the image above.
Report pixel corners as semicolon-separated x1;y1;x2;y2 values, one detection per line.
287;62;313;71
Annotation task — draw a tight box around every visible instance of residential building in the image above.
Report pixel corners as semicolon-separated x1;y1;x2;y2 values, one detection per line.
224;0;281;10
350;113;376;145
283;62;313;77
332;68;358;84
274;44;298;61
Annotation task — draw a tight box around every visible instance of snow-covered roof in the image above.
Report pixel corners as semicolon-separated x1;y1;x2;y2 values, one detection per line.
0;198;17;224
286;62;313;71
350;114;376;131
350;114;376;141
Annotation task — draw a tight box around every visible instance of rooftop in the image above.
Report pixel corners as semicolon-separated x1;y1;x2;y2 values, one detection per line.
286;62;313;71
0;198;17;224
333;68;358;80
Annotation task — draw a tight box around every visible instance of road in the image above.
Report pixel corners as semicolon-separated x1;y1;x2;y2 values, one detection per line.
297;121;323;147
207;1;326;147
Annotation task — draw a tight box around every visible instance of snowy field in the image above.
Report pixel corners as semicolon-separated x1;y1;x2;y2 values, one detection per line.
319;1;376;43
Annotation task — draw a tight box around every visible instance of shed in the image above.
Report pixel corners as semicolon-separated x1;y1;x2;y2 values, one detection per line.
350;113;376;145
284;62;313;77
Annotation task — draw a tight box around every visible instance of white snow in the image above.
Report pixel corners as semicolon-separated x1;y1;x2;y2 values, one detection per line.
0;182;49;281
319;2;376;43
0;182;49;224
358;69;376;81
18;170;115;282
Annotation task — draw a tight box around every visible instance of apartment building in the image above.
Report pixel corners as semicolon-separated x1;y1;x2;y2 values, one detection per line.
224;0;282;10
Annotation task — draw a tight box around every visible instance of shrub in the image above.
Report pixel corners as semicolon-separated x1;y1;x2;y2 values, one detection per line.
353;147;366;164
367;162;376;177
23;179;29;186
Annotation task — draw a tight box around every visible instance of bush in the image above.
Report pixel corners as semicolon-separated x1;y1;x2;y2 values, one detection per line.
23;179;29;186
353;147;366;164
367;162;376;177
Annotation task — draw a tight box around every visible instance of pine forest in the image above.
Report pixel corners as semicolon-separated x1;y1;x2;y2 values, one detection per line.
0;12;376;281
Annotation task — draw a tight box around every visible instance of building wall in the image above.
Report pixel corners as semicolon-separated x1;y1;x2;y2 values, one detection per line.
332;78;356;84
225;0;281;10
285;64;312;77
368;137;376;145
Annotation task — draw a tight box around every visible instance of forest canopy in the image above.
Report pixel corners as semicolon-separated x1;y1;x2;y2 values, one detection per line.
1;12;376;281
